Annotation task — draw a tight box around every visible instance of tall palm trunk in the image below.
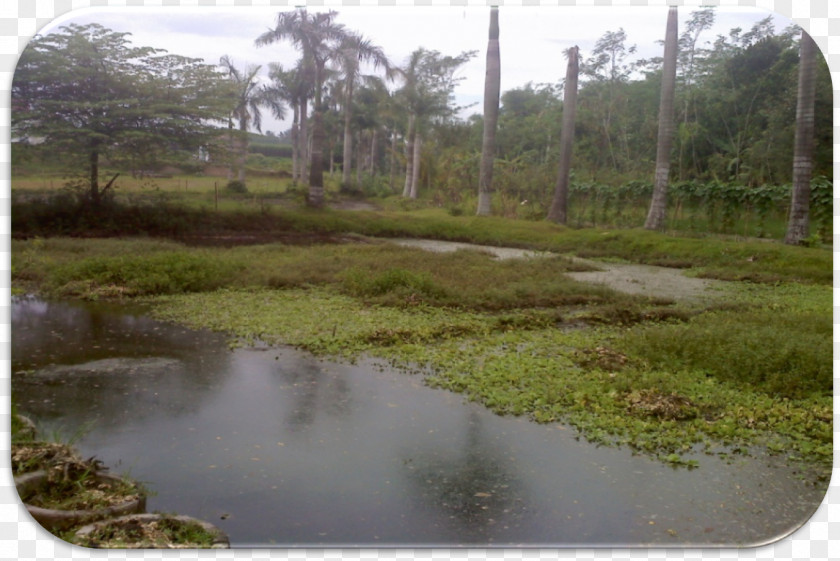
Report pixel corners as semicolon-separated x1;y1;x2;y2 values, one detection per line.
237;118;248;183
226;117;235;180
477;6;501;216
644;7;679;230
290;102;300;182
785;31;817;245
403;114;416;197
307;63;326;207
356;130;364;186
369;128;378;176
409;133;422;199
548;46;580;224
389;128;398;192
342;82;355;188
298;96;309;183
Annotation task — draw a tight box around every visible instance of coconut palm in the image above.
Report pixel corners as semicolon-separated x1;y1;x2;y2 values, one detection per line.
333;31;391;190
644;7;679;230
256;9;348;207
476;6;501;216
784;30;818;245
219;55;285;184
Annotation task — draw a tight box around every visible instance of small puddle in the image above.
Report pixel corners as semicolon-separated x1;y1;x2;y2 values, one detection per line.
12;297;825;546
387;238;549;260
385;238;724;302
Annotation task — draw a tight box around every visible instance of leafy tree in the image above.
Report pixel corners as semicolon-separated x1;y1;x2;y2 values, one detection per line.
476;6;501;216
12;23;231;205
579;28;638;175
496;83;561;164
675;8;715;179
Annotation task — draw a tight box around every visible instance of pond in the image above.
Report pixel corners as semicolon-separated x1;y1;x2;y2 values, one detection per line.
11;296;826;547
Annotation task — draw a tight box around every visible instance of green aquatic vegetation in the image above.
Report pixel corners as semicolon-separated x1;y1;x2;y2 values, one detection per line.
151;288;494;357
11;230;832;473
165;279;836;468
618;305;832;400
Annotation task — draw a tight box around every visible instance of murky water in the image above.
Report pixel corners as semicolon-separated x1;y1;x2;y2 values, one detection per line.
12;297;826;547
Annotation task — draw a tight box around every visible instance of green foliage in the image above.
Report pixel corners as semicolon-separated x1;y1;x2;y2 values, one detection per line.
341;267;446;302
12;23;232;200
225;180;248;194
46;252;241;298
13;225;832;471
620;308;831;399
808;176;832;243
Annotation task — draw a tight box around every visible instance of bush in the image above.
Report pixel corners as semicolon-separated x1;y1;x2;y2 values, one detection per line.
47;252;242;298
341;267;447;304
225;180;248;194
619;309;832;399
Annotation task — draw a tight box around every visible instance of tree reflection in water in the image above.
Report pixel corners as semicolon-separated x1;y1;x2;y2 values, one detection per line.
404;410;531;542
276;353;352;432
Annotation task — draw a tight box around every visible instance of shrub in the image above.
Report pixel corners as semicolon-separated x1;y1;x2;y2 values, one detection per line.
225;180;248;194
47;252;241;298
619;309;832;399
341;267;447;304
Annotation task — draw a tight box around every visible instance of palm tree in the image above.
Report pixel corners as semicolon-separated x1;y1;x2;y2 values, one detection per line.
219;55;285;184
476;6;501;216
256;9;348;207
644;7;679;230
334;31;391;190
267;60;313;183
396;48;476;199
547;46;580;224
784;30;818;245
395;49;426;198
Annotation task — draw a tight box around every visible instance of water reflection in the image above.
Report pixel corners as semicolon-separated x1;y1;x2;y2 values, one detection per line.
11;297;828;547
12;296;232;431
276;352;352;432
404;411;527;543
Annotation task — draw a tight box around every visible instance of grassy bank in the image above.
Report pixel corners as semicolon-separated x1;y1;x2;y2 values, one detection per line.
11;222;833;477
13;198;832;285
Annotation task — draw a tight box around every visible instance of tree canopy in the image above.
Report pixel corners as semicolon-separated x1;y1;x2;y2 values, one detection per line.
13;23;233;203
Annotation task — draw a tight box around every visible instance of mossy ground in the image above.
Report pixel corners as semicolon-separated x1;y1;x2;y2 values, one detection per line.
11;208;833;477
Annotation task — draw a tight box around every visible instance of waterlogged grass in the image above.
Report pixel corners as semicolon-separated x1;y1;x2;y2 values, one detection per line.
148;284;832;473
11;223;832;473
152;287;495;357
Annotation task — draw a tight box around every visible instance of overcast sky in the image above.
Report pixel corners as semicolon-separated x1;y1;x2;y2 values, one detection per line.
38;5;795;135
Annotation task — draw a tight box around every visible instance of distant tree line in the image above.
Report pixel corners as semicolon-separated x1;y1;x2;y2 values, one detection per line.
11;9;831;242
